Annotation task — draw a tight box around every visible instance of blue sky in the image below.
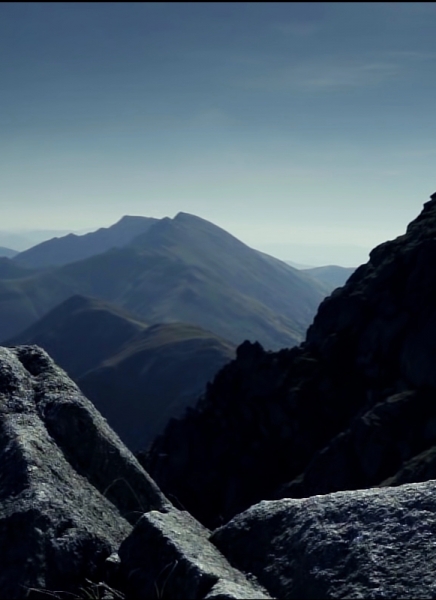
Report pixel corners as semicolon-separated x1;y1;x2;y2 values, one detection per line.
1;2;436;265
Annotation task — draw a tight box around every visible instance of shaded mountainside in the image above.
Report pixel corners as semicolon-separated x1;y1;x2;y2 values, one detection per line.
6;295;236;450
0;246;18;258
13;215;158;269
79;322;235;451
145;193;436;528
5;295;148;379
302;264;356;290
0;257;35;280
0;212;328;350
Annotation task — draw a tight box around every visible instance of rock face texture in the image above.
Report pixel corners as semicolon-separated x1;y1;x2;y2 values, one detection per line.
0;345;169;598
146;194;436;528
118;506;271;599
211;481;436;599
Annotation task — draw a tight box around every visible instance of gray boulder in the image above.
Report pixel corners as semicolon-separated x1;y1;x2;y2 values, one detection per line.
211;480;436;599
0;345;170;598
118;506;271;599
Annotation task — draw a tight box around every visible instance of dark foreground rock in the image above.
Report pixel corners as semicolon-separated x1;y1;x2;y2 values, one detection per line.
119;506;271;599
0;345;169;598
146;193;436;528
212;480;436;599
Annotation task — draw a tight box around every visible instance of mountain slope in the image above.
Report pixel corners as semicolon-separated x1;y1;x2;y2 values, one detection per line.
79;322;236;450
5;295;236;450
5;295;148;377
302;265;356;290
13;215;158;268
0;257;35;279
145;192;436;528
0;246;18;258
0;213;328;349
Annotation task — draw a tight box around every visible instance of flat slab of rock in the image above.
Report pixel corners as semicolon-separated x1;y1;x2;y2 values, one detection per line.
211;481;436;599
0;345;170;598
119;506;271;599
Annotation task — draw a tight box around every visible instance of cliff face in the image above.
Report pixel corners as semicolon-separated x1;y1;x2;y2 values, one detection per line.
146;194;436;528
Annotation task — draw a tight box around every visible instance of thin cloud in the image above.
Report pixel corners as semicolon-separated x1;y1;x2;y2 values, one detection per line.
384;50;436;61
236;59;400;92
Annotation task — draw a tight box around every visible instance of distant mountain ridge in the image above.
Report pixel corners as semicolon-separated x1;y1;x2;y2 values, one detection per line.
6;294;236;449
0;246;18;258
0;212;329;350
13;215;158;268
302;265;356;290
5;295;148;377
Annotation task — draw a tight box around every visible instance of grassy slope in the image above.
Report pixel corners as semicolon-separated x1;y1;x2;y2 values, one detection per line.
5;295;236;450
79;322;236;450
5;295;149;377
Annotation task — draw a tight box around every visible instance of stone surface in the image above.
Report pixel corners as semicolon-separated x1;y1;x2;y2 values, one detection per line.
118;506;271;599
211;480;436;599
0;345;170;598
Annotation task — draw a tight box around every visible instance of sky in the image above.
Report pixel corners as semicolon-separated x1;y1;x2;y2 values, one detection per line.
1;2;436;266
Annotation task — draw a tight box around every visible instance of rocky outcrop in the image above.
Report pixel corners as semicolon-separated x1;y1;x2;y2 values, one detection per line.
145;193;436;528
211;480;436;599
0;344;272;600
118;506;271;599
0;345;169;598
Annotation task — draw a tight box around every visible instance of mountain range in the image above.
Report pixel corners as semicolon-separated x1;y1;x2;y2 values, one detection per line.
4;195;436;598
6;294;236;449
0;212;329;350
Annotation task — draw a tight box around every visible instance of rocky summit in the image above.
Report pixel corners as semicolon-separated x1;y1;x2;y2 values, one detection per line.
146;193;436;528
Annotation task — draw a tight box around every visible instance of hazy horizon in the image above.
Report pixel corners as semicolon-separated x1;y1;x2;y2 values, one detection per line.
2;3;436;266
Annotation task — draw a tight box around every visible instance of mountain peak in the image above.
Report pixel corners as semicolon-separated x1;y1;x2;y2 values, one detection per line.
173;212;207;222
115;215;152;225
14;215;157;269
